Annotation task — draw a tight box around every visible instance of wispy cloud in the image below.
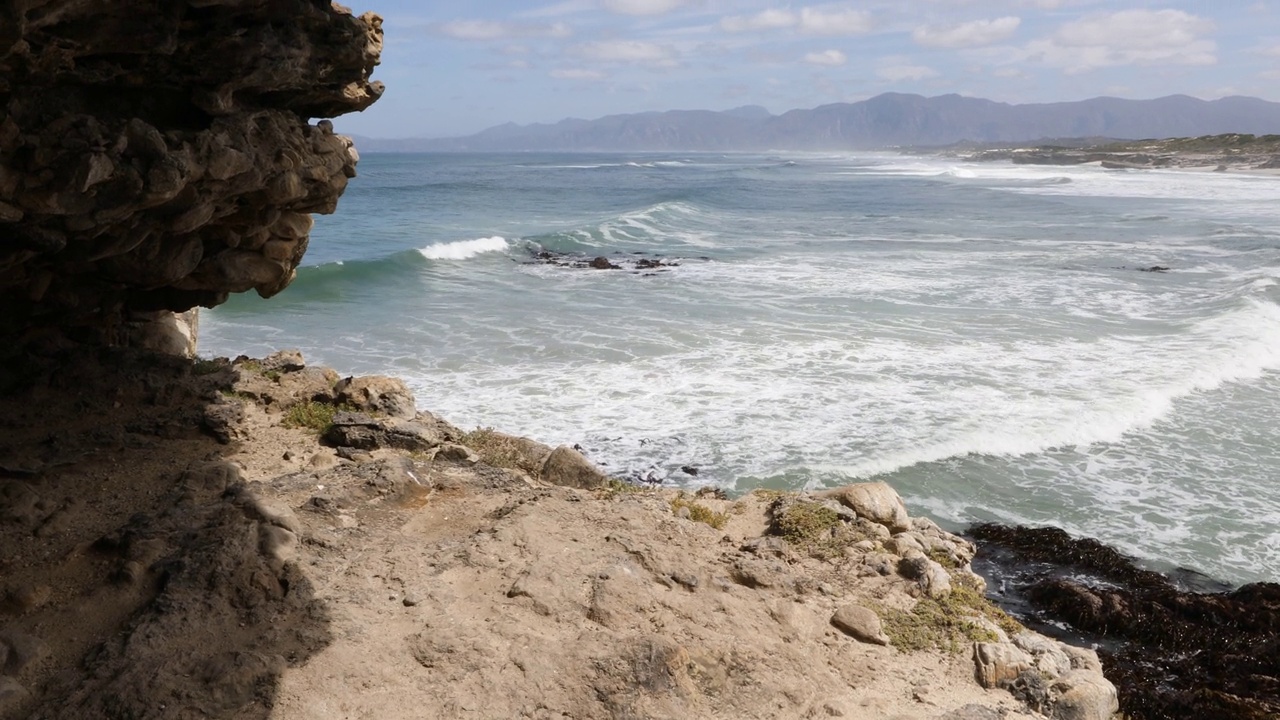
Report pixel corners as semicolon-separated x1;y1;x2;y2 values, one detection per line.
600;0;691;16
803;49;848;66
913;17;1021;49
437;19;572;41
720;6;872;35
1023;9;1216;73
721;9;797;33
551;68;609;80
798;7;872;36
878;63;939;82
570;39;679;67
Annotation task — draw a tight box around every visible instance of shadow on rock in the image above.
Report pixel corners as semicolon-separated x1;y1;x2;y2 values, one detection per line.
969;523;1280;720
0;346;332;720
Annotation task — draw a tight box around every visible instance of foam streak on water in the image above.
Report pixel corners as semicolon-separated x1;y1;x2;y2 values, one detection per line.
203;152;1280;585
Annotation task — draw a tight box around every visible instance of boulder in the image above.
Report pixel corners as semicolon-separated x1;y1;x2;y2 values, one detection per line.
830;604;890;646
1050;671;1119;720
261;349;306;373
1013;632;1073;678
818;482;911;533
898;551;953;598
973;642;1033;689
538;445;610;489
323;411;449;453
334;375;417;419
126;310;200;358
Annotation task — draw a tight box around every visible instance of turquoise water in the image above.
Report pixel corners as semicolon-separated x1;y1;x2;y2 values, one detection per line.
204;152;1280;585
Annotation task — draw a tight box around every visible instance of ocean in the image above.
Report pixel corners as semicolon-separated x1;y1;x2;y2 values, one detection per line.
202;152;1280;586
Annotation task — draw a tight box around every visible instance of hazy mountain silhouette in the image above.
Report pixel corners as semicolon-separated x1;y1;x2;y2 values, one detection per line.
353;93;1280;152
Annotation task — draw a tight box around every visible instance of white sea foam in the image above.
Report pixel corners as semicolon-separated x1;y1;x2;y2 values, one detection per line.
205;151;1280;585
417;236;509;260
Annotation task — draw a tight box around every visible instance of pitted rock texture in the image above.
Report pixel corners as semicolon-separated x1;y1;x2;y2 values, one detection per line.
0;1;383;347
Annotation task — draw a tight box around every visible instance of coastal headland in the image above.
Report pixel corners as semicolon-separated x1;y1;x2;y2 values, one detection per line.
932;134;1280;173
0;346;1119;719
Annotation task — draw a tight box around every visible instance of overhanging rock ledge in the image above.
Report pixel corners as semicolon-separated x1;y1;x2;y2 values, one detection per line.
0;0;383;353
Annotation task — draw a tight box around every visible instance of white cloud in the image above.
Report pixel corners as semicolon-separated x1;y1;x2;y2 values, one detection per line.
803;49;848;66
1054;9;1211;51
721;7;872;36
551;68;609;80
519;0;595;18
877;64;939;82
1261;45;1280;57
913;17;1021;48
798;8;872;36
438;19;572;41
570;40;678;66
721;9;797;33
1019;10;1216;74
600;0;688;15
992;67;1027;79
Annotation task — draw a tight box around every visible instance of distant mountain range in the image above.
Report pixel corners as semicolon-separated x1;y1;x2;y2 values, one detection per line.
352;93;1280;152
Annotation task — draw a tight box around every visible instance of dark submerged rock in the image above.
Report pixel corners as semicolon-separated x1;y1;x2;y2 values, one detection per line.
969;523;1280;720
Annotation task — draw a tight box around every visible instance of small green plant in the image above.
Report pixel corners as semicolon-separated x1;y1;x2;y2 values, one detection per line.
459;427;541;474
282;401;339;433
238;359;263;372
880;584;1022;653
670;492;730;529
771;500;869;559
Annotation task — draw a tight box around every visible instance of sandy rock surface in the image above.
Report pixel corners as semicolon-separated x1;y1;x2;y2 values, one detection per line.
0;349;1117;720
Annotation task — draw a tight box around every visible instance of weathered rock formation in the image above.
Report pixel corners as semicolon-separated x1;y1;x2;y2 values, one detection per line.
970;523;1280;720
0;0;383;350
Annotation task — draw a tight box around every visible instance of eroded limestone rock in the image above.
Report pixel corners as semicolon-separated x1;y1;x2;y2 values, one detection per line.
0;1;383;351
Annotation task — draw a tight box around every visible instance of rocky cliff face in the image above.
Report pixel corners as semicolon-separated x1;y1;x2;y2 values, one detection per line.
0;0;383;350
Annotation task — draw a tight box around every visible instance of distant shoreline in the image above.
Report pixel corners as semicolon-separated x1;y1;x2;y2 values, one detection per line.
923;133;1280;173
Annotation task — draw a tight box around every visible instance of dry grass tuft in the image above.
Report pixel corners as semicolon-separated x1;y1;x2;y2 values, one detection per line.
670;492;730;529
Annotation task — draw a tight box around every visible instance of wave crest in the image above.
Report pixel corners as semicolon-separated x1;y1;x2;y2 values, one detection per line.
418;236;509;260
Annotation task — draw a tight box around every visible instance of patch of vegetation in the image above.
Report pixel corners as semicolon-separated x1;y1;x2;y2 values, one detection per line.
1107;133;1280;152
238;359;263;373
881;584;1023;654
771;500;871;559
282;401;340;433
192;358;226;376
219;388;257;402
670;492;730;530
459;427;541;474
750;488;787;502
926;547;960;569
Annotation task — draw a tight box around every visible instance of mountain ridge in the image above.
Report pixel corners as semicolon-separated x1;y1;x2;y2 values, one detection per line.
352;93;1280;152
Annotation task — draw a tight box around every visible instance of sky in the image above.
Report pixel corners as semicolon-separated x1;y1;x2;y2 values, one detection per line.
339;1;1280;138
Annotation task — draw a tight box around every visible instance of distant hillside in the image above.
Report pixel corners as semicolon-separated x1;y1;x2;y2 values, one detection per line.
354;94;1280;152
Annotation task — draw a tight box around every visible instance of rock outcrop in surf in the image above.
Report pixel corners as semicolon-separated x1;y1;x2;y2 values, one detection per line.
0;0;382;354
970;523;1280;720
